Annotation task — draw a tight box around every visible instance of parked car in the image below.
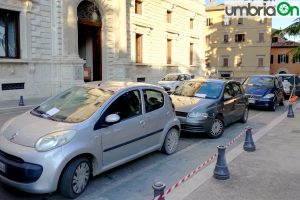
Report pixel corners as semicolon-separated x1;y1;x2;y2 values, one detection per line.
158;73;194;92
276;74;300;98
171;79;248;138
0;81;180;198
243;75;284;111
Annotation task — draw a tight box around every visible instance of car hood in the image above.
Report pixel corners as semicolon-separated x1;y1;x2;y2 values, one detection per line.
3;111;74;148
244;85;273;96
170;95;214;112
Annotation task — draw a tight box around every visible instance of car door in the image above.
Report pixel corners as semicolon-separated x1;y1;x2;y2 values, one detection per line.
142;89;169;149
222;83;236;125
274;77;284;104
231;82;246;121
94;89;146;167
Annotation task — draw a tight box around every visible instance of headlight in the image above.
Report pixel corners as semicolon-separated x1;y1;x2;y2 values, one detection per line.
35;130;76;152
188;112;208;119
0;118;15;135
263;93;275;98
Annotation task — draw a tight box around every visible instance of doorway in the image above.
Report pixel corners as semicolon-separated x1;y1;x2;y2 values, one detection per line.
77;0;102;81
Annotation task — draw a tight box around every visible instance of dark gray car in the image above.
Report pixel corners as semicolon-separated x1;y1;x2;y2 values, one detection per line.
171;79;248;138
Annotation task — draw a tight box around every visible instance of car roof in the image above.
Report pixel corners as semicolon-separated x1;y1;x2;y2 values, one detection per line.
249;75;275;78
187;78;235;84
84;81;161;92
275;74;296;76
164;73;190;76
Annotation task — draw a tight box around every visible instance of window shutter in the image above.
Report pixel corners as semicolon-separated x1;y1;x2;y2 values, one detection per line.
286;55;289;63
270;55;273;64
278;55;280;63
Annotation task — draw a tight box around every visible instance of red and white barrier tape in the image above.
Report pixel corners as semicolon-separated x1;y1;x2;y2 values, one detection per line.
152;129;247;200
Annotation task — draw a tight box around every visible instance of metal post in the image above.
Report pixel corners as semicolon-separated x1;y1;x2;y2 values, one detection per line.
243;127;256;152
213;145;230;180
152;181;166;200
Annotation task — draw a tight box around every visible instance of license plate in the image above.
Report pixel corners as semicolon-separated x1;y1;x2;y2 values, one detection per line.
248;99;255;104
0;161;6;173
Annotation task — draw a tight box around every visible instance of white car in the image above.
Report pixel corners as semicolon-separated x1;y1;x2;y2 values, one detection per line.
158;73;194;92
276;74;300;98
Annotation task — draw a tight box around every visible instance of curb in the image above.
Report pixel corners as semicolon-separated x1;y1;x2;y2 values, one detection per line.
0;105;37;114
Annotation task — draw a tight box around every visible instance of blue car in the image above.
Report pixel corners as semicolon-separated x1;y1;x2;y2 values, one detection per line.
242;75;284;111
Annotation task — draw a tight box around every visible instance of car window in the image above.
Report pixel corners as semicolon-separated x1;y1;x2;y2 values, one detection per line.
143;89;164;113
105;90;142;121
162;74;178;81
174;81;223;99
31;86;114;123
275;78;279;88
184;75;190;80
243;76;274;88
224;84;234;99
232;83;242;96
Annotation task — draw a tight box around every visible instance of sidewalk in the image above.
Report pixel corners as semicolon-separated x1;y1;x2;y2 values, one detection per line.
179;106;300;200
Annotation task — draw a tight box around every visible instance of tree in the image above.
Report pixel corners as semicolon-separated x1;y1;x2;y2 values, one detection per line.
274;18;300;59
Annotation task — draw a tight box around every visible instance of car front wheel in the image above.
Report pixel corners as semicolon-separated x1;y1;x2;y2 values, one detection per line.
208;116;224;139
161;128;179;155
240;106;249;123
60;157;91;199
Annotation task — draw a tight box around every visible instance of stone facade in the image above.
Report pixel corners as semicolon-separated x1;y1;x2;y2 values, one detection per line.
0;0;205;101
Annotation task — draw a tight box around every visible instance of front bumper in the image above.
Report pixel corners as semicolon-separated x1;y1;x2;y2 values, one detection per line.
248;98;274;108
0;137;65;194
177;116;213;133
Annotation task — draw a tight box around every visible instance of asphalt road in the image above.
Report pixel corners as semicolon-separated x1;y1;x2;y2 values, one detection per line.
0;103;289;200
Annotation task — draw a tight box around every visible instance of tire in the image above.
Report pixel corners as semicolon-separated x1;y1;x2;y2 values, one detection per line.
271;100;276;111
161;128;179;155
239;106;249;123
60;157;91;199
279;98;284;106
208;116;224;139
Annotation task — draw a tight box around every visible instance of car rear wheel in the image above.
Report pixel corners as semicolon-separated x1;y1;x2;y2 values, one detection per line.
161;128;179;155
208;116;224;139
60;157;91;199
240;107;249;123
279;97;284;106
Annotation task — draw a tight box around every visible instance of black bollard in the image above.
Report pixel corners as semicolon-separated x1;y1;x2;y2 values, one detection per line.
152;181;166;200
287;104;294;118
213;145;230;180
243;127;256;152
18;96;25;106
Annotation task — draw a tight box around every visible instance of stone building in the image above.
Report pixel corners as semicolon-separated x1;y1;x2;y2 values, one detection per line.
0;0;205;101
205;4;272;80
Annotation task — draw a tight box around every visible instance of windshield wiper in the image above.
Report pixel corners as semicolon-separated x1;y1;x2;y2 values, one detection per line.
31;108;62;122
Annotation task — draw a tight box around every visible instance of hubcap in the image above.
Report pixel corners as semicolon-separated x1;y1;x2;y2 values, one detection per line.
166;130;178;153
211;119;223;136
72;162;90;194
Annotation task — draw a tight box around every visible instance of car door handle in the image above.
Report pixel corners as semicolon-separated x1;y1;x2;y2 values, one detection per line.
139;120;146;126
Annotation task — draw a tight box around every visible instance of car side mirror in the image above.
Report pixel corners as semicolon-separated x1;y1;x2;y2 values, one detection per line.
105;114;120;123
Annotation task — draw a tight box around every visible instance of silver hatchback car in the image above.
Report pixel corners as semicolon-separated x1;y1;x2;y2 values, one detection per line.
0;81;180;198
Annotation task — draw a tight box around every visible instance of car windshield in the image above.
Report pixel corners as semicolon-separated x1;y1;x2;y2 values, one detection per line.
278;75;299;85
31;86;114;123
244;76;273;88
173;81;223;99
162;74;180;81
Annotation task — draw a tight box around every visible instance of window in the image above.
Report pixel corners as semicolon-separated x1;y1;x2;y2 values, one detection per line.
135;0;142;15
167;10;172;23
206;18;213;26
205;35;211;44
136;34;143;63
223;58;229;67
167;39;172;64
0;8;19;58
206;58;211;68
190;18;194;29
272;37;278;43
293;56;300;63
143;90;164;113
271;55;273;64
278;54;288;63
189;43;194;65
258;58;264;67
104;90;142;122
224;34;228;43
259;33;264;42
237;18;243;25
259;18;267;24
235;34;245;42
232;83;242;96
223;16;231;26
